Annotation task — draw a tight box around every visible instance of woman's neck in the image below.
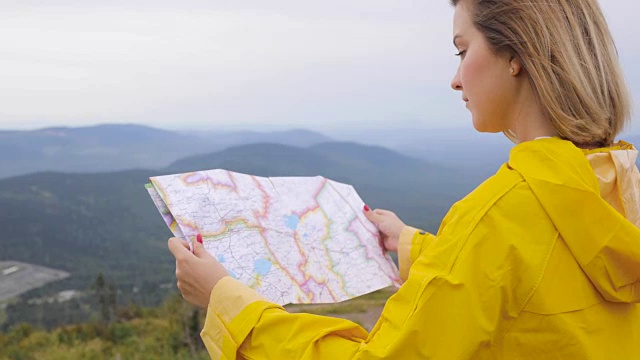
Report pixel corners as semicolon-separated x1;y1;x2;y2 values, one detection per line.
511;112;558;143
509;86;558;142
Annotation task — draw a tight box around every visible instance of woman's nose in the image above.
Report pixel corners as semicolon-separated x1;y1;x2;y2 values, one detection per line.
451;70;462;91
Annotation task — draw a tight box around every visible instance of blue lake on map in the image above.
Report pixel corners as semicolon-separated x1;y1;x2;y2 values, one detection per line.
254;258;273;276
284;214;300;230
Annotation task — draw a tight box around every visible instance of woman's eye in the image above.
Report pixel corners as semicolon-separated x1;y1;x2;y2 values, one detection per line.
455;50;467;58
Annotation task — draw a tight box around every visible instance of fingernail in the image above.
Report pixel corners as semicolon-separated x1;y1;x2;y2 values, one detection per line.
196;234;203;244
363;204;370;212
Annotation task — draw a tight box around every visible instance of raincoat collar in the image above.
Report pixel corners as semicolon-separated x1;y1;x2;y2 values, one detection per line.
508;137;640;303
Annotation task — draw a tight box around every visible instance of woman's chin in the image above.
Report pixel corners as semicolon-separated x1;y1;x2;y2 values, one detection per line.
471;117;489;132
471;118;503;133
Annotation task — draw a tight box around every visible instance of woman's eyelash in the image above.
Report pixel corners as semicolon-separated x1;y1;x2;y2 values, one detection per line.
455;50;466;57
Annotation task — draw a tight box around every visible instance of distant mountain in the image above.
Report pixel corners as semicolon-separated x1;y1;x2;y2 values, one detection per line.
341;128;515;180
0;124;333;179
189;129;334;148
166;142;476;225
166;143;333;176
0;141;475;329
349;128;640;176
309;142;429;170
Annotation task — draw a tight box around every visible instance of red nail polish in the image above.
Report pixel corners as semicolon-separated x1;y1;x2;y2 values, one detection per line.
363;204;370;212
196;234;203;244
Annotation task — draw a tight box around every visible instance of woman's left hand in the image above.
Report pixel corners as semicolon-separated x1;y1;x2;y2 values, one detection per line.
168;236;229;308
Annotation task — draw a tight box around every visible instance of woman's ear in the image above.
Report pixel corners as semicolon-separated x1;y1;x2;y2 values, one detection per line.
509;56;523;76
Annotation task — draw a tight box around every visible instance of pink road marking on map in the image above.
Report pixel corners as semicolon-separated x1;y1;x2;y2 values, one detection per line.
239;175;351;302
347;217;400;283
348;217;380;259
210;219;260;238
291;179;351;299
251;175;272;217
246;175;314;299
180;171;238;193
286;181;325;284
226;171;240;194
298;276;338;302
284;179;360;298
348;218;400;282
151;182;173;208
173;216;200;235
279;179;345;297
248;176;342;302
293;230;341;303
175;212;256;237
290;177;326;218
172;171;243;236
278;206;342;302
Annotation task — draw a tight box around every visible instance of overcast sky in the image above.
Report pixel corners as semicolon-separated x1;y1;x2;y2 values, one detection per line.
1;0;639;134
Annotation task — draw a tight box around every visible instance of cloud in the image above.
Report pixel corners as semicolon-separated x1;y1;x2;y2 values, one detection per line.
0;1;637;132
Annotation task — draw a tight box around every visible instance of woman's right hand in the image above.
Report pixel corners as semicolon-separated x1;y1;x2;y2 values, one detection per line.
363;205;406;252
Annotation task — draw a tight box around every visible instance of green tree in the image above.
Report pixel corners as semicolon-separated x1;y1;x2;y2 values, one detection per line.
92;273;117;325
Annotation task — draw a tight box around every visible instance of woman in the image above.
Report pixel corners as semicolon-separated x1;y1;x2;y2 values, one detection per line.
168;0;640;358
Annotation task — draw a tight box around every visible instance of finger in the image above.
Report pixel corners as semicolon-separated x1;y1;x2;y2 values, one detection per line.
168;237;191;259
373;209;395;217
363;209;381;224
177;239;190;250
363;205;380;220
192;234;211;259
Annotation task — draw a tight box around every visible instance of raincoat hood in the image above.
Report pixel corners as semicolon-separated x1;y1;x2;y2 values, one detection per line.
509;137;640;303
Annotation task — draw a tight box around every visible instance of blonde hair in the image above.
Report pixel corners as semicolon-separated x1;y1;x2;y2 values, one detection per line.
451;0;632;146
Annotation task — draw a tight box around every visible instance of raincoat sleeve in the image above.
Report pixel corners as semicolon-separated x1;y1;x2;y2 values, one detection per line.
397;226;436;281
200;178;553;359
200;276;369;359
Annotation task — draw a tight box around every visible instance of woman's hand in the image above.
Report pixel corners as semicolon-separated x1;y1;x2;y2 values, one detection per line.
168;236;229;308
363;205;406;252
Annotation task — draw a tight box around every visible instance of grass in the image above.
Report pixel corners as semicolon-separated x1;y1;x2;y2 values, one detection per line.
284;286;397;316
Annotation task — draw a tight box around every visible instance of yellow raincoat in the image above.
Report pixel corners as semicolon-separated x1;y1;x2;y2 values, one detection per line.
201;137;640;359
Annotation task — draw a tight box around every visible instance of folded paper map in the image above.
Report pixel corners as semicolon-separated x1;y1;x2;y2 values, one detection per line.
146;169;400;305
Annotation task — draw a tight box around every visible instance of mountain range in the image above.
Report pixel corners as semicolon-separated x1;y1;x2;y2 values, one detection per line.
0;124;332;179
0;138;481;329
344;128;640;178
4;124;637;181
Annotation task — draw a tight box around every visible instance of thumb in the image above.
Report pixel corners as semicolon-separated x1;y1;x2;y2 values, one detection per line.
168;237;191;259
192;234;211;259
